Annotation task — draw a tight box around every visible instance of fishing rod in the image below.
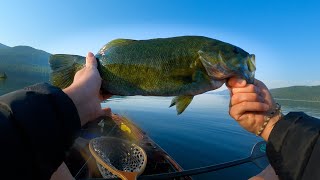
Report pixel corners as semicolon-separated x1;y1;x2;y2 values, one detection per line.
81;141;269;180
140;141;268;179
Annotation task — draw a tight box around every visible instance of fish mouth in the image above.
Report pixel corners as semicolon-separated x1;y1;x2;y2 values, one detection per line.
245;54;256;84
250;54;255;62
247;74;255;84
248;54;256;71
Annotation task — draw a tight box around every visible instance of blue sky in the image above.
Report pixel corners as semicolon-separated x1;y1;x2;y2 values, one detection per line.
0;0;319;88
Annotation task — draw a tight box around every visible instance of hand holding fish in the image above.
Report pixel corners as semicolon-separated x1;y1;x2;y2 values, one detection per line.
63;52;111;126
227;77;282;141
50;36;256;115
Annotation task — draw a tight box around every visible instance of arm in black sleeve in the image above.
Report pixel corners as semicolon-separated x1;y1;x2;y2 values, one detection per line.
267;112;320;180
0;83;81;180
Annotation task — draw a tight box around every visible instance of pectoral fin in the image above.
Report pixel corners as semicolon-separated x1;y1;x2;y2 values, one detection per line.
170;95;194;115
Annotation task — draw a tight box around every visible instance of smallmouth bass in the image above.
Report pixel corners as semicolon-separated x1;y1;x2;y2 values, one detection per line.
49;36;255;114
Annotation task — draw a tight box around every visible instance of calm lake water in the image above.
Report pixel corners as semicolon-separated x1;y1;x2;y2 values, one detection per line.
2;79;319;179
102;93;320;179
0;71;49;95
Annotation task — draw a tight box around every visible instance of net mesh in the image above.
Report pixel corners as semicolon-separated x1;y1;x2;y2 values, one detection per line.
90;137;146;178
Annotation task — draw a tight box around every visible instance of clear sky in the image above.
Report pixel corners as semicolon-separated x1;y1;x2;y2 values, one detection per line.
0;0;319;88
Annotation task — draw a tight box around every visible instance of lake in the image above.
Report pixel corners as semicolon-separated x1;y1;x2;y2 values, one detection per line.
101;93;320;179
0;70;49;95
1;81;319;179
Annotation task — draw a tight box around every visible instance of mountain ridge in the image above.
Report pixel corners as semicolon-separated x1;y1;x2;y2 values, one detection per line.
271;85;320;101
209;85;320;102
0;43;10;49
0;43;52;95
0;44;51;66
1;42;320;102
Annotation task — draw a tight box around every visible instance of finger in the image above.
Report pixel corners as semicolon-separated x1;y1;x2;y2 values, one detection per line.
86;52;97;68
248;176;264;180
97;107;112;118
229;102;269;120
254;78;266;88
231;92;264;106
99;93;112;101
231;84;261;94
227;77;247;88
254;79;271;95
103;107;112;117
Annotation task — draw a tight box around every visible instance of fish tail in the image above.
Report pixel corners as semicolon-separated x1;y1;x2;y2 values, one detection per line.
49;54;85;88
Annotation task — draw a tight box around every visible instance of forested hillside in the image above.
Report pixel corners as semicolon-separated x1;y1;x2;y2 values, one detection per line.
0;44;51;95
270;86;320;101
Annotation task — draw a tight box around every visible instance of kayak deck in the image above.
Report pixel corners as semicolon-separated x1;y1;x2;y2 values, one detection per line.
65;114;192;180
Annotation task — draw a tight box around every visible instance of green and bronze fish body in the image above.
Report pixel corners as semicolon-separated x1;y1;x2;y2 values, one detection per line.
50;36;255;114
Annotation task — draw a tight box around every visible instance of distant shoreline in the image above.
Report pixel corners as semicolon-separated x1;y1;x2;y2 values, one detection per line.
275;98;320;103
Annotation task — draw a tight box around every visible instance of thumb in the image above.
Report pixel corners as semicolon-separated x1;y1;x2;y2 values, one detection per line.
227;77;247;88
86;52;97;68
98;107;112;118
248;176;264;180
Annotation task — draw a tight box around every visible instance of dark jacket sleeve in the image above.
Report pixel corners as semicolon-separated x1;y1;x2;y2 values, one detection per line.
267;112;320;180
0;83;81;180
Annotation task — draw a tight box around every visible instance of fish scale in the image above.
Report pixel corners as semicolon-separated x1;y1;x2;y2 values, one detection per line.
49;36;255;114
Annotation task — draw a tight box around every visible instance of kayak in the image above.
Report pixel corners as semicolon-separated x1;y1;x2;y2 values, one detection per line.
64;114;193;180
64;114;268;179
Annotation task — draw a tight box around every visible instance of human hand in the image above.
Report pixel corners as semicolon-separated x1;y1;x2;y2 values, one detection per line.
227;77;281;141
249;165;279;180
63;52;111;126
50;162;73;180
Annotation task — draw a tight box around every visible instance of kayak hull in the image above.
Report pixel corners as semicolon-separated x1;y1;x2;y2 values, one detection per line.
65;114;192;180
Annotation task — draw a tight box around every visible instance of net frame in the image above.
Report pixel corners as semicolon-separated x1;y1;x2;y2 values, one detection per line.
89;137;147;180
